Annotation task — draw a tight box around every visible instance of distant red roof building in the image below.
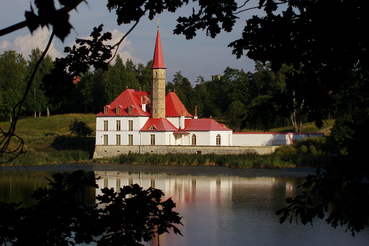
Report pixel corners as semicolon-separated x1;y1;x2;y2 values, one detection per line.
73;77;81;84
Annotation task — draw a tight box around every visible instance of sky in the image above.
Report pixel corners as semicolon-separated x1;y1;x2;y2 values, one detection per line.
0;0;266;85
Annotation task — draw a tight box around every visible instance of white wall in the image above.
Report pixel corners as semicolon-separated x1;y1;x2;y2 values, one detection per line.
185;131;232;146
141;132;173;145
232;133;323;146
95;116;149;145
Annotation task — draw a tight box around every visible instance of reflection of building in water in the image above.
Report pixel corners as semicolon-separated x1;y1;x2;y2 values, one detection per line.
95;171;282;206
94;172;302;246
95;171;234;204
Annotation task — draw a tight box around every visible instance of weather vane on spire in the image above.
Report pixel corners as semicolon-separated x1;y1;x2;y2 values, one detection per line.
157;19;161;29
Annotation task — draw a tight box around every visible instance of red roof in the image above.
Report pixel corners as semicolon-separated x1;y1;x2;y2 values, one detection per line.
141;118;178;132
184;119;232;131
151;30;166;69
96;89;150;117
166;92;193;117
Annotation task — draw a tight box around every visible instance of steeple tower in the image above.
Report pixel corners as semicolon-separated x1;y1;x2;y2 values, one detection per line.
151;24;166;119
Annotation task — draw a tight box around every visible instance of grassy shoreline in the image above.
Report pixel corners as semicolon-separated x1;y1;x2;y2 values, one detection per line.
1;114;335;168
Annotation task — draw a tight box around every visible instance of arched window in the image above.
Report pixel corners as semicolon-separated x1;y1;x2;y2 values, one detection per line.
192;134;196;146
216;134;221;146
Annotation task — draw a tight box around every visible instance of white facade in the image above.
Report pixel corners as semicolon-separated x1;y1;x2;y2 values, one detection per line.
96;116;149;146
96;115;233;147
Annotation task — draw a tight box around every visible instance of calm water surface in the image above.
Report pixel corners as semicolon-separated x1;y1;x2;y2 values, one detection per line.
1;167;368;246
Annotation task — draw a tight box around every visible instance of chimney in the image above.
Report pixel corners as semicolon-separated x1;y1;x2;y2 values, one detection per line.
194;105;198;119
142;97;147;112
180;110;185;129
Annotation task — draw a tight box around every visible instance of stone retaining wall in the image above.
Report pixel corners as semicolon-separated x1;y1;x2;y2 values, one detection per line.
93;145;278;159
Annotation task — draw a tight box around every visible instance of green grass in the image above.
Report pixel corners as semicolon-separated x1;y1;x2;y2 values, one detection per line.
1;114;96;165
239;119;335;134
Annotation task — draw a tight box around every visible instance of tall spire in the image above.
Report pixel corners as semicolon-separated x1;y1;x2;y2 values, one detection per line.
151;28;166;69
151;24;167;119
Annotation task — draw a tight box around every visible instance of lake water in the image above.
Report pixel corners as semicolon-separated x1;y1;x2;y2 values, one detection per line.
1;165;368;246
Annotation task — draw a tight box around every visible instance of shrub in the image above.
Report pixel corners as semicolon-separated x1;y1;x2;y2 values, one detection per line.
69;119;93;137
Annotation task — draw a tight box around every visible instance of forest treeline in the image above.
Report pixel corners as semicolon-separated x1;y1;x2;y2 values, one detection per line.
1;48;324;131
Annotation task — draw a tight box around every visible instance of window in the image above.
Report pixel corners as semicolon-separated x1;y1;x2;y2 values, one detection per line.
150;134;155;145
116;107;121;114
128;107;133;114
104;121;108;131
216;134;221;146
116;120;121;131
128;120;133;131
116;135;121;145
128;135;133;145
192;134;196;146
103;135;108;145
104;107;108;114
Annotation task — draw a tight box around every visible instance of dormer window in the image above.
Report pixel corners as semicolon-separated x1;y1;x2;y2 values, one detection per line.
104;105;111;114
116;105;123;114
148;125;157;130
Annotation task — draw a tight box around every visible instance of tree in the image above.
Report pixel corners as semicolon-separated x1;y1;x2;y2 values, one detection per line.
231;0;369;234
170;71;196;114
24;48;53;117
0;51;27;121
69;119;93;137
226;100;246;131
0;170;182;245
137;60;152;91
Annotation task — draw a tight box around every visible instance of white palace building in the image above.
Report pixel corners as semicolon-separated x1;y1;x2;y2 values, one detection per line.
93;28;322;158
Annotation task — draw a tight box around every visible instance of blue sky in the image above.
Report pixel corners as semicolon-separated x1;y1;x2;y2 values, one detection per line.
0;0;265;85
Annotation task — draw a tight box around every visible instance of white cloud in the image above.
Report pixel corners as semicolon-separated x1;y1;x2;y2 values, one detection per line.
109;29;141;64
0;28;63;60
0;28;143;67
68;29;143;66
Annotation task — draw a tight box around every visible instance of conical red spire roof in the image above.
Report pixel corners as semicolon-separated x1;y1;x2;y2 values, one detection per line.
151;29;166;69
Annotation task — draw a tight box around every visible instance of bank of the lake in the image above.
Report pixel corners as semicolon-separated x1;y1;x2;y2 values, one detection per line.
0;163;317;178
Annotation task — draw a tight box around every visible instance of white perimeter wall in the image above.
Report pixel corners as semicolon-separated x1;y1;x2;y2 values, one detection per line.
232;132;323;146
